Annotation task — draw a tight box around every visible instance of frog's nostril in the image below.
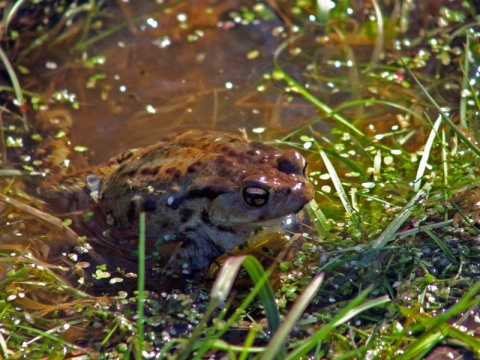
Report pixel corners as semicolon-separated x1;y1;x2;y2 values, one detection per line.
302;161;309;177
277;150;305;175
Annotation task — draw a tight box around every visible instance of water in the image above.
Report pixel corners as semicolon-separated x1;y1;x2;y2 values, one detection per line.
20;0;324;163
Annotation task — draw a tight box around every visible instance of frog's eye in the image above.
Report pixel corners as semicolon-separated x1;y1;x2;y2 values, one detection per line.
243;186;269;207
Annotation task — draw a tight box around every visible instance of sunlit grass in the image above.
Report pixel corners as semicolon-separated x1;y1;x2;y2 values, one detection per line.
269;1;480;358
397;280;480;359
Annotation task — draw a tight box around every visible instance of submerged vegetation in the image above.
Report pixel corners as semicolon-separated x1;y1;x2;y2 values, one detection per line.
0;0;479;358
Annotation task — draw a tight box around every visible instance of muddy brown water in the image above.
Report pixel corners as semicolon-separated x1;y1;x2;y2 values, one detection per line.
20;0;326;163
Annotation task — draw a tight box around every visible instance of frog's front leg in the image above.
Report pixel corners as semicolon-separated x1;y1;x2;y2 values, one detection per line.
165;235;225;275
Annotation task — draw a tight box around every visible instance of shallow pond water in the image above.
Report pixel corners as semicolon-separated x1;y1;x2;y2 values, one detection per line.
20;0;328;163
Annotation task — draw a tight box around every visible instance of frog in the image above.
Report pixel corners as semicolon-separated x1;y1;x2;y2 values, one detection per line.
37;129;314;273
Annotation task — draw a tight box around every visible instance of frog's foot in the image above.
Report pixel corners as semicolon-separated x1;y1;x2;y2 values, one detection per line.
163;236;225;277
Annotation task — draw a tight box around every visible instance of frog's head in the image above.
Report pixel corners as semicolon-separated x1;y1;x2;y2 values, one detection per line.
184;147;314;251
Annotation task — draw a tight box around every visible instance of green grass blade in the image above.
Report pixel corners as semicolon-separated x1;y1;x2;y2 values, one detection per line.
319;149;367;238
13;323;86;352
239;325;261;360
315;0;332;24
370;181;432;250
286;289;390;359
441;319;480;353
0;45;27;129
135;212;146;358
216;256;282;336
334;98;427;126
359;181;432;268
369;0;384;66
3;1;28;36
400;56;480;156
261;273;325;360
459;58;480;143
273;37;366;140
423;229;458;263
398;280;480;360
179;255;283;360
306;199;331;236
413;114;442;192
191;272;271;359
459;33;469;128
322;148;365;176
406;311;480;355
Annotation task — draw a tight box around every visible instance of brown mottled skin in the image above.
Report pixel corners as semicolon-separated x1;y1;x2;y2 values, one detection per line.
39;130;314;272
